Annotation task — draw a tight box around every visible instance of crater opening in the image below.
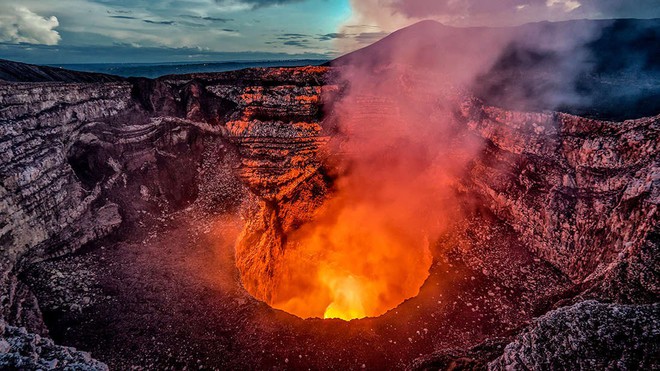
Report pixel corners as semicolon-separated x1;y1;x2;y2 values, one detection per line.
232;71;467;320
250;195;434;320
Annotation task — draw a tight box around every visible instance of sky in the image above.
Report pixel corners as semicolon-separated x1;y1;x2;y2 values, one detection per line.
0;0;658;64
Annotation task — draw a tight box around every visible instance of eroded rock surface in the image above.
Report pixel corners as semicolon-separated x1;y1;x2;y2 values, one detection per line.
0;319;108;370
489;301;659;370
461;103;659;292
410;301;659;370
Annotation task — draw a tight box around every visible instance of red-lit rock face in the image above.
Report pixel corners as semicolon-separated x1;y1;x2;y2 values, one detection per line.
230;65;659;320
233;68;452;320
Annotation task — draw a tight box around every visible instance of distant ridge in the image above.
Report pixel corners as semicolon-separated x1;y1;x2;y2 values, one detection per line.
329;18;660;120
330;18;660;68
0;59;124;83
0;59;329;83
53;59;328;79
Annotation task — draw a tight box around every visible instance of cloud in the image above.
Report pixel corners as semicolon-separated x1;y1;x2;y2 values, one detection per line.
387;0;577;22
214;0;306;10
0;6;61;45
180;15;233;23
344;0;660;32
283;39;311;48
143;19;176;25
318;33;348;41
546;0;582;12
109;15;137;19
279;33;307;38
389;0;585;19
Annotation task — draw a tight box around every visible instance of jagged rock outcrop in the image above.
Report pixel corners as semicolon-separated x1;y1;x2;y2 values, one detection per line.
410;301;659;370
1;82;132;333
219;67;332;301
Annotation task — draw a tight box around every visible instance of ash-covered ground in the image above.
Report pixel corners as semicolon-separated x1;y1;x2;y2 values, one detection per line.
23;204;573;370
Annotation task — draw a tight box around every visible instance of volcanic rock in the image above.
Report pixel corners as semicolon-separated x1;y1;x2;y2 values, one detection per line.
410;301;659;370
489;301;659;370
0;319;108;370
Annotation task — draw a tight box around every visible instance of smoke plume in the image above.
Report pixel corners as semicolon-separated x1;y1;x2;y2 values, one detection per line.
269;16;515;321
254;1;658;320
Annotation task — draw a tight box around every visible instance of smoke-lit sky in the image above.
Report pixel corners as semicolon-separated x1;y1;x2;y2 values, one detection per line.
0;0;658;64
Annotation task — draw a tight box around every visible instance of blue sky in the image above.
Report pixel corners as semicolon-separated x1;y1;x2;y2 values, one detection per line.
0;0;352;63
0;0;658;64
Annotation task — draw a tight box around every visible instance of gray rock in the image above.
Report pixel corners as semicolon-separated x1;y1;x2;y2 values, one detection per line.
489;301;659;370
0;319;107;370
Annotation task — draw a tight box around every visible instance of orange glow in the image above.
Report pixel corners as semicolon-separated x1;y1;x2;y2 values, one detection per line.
235;67;478;321
263;173;438;320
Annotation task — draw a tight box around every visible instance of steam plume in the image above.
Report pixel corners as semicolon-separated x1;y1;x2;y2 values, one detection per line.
246;1;655;320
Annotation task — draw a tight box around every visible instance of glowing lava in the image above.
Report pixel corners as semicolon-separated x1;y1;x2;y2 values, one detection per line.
267;193;434;320
322;275;367;320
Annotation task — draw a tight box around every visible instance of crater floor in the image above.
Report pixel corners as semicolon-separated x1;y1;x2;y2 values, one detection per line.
26;204;573;370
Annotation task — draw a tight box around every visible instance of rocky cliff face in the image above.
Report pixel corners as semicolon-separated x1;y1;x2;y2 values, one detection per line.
1;61;658;369
1;82;130;333
461;103;659;291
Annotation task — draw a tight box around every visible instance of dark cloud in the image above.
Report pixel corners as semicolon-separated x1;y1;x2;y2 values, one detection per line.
215;0;306;10
275;33;310;42
280;33;307;38
109;15;137;19
271;29;382;48
318;33;348;41
144;20;175;25
180;15;233;23
283;39;311;48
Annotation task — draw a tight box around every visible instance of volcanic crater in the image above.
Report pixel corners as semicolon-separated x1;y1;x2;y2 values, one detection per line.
1;18;659;371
